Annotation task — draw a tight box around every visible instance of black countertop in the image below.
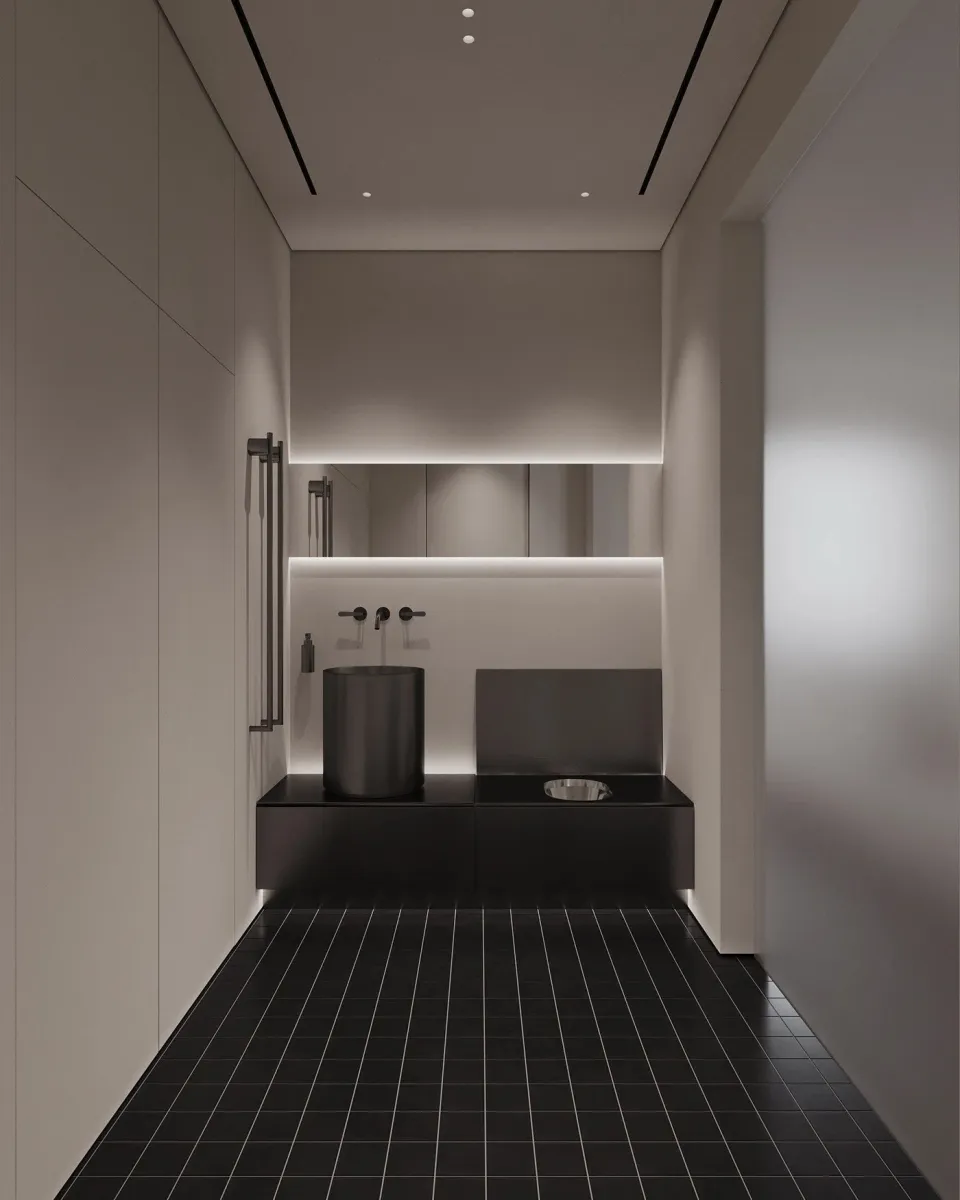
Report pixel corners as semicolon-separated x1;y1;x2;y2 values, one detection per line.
258;773;692;808
258;774;476;807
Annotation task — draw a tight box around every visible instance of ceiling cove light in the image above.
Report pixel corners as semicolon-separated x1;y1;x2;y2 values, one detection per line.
581;192;590;198
462;7;475;16
362;192;372;198
463;34;475;43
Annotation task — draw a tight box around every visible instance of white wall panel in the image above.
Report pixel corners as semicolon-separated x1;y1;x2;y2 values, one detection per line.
159;18;235;370
159;314;235;1042
235;159;290;931
15;184;159;1200
17;0;158;298
660;0;863;954
290;560;662;775
763;1;959;1192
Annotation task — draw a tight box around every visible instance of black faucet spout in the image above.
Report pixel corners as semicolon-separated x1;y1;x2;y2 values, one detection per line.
375;606;390;630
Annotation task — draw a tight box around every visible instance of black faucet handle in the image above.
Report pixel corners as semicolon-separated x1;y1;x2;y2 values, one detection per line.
399;607;426;622
338;607;367;622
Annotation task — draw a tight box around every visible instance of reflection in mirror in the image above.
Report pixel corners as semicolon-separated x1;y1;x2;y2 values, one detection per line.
289;462;661;558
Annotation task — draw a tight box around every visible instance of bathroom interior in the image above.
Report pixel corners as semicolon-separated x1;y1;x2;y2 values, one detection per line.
0;1;958;1198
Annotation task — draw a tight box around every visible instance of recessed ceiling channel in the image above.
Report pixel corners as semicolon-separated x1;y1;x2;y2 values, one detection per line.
639;0;725;194
231;0;729;204
230;0;317;194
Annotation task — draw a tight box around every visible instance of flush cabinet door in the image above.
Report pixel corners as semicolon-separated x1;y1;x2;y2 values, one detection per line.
158;315;236;1041
15;183;159;1200
475;805;693;903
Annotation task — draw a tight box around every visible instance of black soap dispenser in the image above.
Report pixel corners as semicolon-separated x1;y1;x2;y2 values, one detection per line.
300;633;315;674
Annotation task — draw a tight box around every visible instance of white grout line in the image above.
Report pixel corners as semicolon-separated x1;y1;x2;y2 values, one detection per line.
508;909;543;1200
109;909;302;1200
322;909;403;1200
61;908;288;1195
429;907;458;1200
209;908;349;1199
267;907;378;1200
655;911;907;1196
618;908;772;1196
590;909;702;1200
380;908;431;1200
560;909;648;1200
431;909;458;1200
481;907;487;1200
531;909;600;1200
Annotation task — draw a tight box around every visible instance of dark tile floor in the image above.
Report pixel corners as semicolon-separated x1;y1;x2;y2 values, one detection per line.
60;908;936;1200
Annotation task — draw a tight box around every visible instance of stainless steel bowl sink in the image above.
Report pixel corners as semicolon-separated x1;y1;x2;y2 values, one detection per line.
543;778;612;802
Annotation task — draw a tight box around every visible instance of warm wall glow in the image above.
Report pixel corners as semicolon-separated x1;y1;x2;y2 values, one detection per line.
289;758;476;776
289;556;662;578
288;455;664;466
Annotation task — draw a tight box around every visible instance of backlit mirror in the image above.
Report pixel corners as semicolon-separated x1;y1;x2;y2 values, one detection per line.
290;463;661;558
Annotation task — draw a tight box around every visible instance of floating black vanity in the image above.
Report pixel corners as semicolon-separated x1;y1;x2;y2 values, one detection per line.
256;772;693;905
257;667;694;904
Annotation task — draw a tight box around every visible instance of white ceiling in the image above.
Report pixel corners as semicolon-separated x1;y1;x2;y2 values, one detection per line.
160;0;787;250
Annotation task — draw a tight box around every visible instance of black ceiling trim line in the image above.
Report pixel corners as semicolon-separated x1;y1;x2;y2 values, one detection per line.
230;0;317;195
639;0;725;195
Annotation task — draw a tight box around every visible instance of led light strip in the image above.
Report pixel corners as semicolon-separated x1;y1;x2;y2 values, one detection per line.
289;555;662;577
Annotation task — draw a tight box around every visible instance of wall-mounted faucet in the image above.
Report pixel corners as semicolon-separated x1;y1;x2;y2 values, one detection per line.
399;607;427;622
338;607;367;622
375;606;391;630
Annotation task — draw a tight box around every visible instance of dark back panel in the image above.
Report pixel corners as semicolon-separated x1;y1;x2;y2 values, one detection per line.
476;668;662;774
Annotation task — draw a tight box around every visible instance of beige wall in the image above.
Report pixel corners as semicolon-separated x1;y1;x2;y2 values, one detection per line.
291;251;661;463
763;0;959;1192
661;0;866;952
0;0;16;1193
290;558;662;775
7;3;291;1197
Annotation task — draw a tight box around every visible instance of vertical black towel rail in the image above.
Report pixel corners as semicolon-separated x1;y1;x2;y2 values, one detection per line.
247;433;284;732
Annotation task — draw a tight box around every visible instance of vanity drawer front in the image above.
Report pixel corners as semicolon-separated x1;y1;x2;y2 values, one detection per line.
475;805;692;902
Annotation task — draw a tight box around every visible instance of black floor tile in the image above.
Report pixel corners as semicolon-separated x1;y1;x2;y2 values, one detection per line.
168;1180;232;1200
116;1182;176;1200
538;1178;593;1200
58;907;937;1200
433;1181;486;1200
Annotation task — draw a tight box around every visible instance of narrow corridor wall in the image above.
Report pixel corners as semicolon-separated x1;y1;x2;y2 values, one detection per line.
763;0;960;1191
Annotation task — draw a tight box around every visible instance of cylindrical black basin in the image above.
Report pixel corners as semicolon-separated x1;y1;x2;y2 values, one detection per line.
323;666;425;798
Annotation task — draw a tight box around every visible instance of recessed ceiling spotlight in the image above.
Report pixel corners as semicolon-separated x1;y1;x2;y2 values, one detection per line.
462;7;475;16
463;34;475;43
362;192;372;198
581;191;591;198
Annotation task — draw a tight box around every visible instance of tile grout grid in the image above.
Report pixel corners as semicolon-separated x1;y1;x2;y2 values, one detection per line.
60;907;938;1200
